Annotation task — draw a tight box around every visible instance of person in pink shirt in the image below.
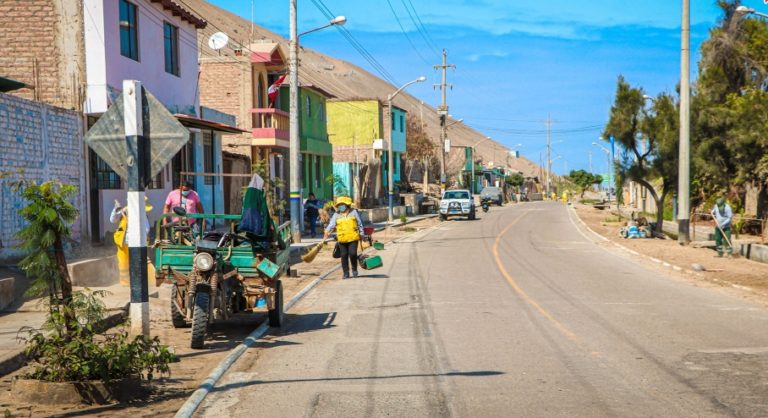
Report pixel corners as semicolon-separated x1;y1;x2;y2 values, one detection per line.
163;181;205;233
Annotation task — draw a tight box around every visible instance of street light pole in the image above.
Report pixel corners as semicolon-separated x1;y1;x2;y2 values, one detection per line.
289;5;346;243
289;0;300;243
593;142;611;203
387;76;426;224
678;0;691;244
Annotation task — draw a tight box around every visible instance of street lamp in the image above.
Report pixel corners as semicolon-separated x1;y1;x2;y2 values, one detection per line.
736;5;768;18
289;4;347;243
387;76;427;224
592;141;612;203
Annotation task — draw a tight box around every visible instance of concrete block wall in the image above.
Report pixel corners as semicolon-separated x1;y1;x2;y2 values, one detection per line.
0;93;85;261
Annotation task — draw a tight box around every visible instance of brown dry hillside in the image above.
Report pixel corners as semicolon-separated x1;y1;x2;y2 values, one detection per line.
184;0;542;178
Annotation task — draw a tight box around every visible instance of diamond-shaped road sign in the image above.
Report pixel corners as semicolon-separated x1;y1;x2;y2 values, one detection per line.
84;86;189;181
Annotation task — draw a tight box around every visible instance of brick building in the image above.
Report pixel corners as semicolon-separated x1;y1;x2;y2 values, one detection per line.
198;41;288;198
0;0;242;241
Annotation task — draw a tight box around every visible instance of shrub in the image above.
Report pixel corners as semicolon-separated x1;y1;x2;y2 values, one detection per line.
19;290;175;383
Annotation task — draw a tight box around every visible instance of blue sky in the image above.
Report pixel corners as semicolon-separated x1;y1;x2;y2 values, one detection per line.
209;0;767;175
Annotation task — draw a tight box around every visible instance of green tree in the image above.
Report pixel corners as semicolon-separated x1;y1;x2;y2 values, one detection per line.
568;169;603;198
692;0;768;209
604;77;678;233
14;181;79;326
504;172;524;188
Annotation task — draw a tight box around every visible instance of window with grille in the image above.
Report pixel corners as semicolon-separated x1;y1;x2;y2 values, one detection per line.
163;22;179;76
119;0;139;61
172;136;195;189
91;151;122;189
148;167;164;189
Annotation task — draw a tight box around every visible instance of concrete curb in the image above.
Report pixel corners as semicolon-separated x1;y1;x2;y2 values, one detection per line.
568;206;695;275
174;214;438;418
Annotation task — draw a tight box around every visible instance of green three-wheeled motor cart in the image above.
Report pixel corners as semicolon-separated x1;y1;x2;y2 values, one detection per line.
154;210;291;349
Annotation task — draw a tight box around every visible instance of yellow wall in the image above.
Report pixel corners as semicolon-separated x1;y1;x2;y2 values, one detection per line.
326;100;382;146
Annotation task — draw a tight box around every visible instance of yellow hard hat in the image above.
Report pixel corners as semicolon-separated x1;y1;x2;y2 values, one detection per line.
334;196;353;207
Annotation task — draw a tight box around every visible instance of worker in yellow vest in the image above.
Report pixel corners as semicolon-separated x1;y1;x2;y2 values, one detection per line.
110;197;152;286
324;196;365;279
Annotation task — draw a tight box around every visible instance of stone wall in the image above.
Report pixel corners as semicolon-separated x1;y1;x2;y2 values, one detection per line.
0;93;85;261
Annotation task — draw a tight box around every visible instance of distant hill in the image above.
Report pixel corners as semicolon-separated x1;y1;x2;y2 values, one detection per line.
185;0;542;178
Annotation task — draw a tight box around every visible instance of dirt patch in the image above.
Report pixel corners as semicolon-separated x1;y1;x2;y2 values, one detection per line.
574;204;768;302
0;216;440;417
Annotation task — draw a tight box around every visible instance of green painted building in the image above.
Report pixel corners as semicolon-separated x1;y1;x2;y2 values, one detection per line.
279;84;334;200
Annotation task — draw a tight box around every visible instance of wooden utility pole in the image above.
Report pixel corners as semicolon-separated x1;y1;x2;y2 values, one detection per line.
434;49;455;192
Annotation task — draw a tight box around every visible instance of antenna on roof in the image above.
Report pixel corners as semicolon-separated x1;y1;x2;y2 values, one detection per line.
208;32;229;54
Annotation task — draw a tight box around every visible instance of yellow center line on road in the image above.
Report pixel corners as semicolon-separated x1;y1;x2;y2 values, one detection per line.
492;211;580;343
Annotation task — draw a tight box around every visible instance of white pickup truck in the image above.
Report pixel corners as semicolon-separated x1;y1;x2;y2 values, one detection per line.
439;189;476;221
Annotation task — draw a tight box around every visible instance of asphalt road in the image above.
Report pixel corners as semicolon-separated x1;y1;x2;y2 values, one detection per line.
196;202;768;417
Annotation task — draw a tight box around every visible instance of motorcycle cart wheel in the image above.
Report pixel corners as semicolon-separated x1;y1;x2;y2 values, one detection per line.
190;291;210;349
170;285;189;328
268;280;284;327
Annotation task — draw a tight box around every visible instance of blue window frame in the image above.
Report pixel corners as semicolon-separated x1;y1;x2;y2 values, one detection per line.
164;22;180;76
119;0;139;61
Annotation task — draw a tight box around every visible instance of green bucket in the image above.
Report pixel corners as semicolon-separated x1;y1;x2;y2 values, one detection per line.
359;254;383;270
373;241;385;250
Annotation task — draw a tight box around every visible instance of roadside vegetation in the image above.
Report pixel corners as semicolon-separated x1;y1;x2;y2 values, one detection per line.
603;0;768;231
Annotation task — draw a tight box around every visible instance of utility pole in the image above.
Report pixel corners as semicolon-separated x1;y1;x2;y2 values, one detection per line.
288;0;301;243
678;0;691;244
545;115;552;198
434;49;455;192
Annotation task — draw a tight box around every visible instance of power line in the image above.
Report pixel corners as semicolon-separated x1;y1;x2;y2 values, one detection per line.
407;0;440;55
400;0;440;57
308;0;399;85
384;0;432;66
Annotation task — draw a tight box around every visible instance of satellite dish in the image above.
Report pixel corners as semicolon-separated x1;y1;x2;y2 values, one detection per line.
208;32;229;50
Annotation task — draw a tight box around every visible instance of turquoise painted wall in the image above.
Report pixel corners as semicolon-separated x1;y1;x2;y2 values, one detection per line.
391;106;406;153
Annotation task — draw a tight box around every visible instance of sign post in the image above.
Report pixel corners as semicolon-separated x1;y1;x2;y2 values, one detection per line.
85;80;189;337
124;80;150;337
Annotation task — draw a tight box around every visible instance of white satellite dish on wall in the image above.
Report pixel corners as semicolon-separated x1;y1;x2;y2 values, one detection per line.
208;32;229;50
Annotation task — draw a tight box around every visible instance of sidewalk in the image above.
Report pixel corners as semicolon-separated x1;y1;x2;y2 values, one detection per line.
0;281;155;376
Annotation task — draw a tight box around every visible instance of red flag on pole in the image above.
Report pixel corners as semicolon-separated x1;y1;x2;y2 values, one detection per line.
268;74;287;107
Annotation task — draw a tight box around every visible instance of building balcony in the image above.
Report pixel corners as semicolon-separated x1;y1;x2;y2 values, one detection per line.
250;108;289;148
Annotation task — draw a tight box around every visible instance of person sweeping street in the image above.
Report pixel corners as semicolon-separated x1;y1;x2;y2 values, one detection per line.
712;196;734;258
324;196;365;279
110;196;152;285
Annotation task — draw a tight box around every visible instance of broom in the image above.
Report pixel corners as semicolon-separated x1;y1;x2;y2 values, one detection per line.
301;239;327;263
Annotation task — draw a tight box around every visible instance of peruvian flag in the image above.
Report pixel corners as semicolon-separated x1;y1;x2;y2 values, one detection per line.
268;74;287;107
